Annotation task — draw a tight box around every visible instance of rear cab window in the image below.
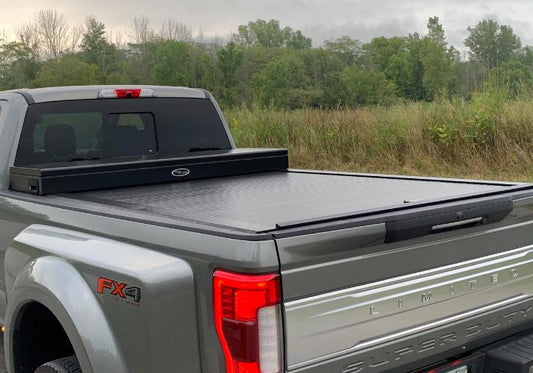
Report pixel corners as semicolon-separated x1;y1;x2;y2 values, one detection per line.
15;98;232;166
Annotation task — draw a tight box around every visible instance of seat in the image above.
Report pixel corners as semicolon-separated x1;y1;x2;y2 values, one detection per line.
44;124;76;162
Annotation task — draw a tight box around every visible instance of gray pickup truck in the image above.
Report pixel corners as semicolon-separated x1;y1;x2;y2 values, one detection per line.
0;86;532;373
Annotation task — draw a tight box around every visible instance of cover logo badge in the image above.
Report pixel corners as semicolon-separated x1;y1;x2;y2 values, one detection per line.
171;168;191;177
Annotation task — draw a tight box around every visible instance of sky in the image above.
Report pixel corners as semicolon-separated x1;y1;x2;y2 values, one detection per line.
1;0;533;50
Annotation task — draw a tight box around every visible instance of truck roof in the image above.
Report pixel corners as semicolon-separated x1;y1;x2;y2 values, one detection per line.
6;85;207;103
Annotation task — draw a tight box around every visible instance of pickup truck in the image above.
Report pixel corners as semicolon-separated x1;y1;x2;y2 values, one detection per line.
0;85;532;373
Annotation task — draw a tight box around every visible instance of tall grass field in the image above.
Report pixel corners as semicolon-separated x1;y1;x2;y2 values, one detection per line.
226;93;533;182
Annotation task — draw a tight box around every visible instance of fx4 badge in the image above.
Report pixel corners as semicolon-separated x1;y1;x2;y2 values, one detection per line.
97;277;141;305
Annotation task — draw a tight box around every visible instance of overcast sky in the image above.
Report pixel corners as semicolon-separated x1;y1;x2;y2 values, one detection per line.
2;0;533;49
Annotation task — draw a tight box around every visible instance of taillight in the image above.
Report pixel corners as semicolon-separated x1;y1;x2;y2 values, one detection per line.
424;353;484;372
213;270;283;373
98;88;155;98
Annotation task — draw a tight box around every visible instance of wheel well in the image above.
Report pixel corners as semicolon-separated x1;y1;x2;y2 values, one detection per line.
12;302;75;373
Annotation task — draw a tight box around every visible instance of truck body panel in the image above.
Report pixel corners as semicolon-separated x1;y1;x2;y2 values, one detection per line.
4;224;201;373
0;189;279;373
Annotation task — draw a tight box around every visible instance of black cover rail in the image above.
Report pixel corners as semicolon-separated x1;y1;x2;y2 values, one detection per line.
385;197;513;243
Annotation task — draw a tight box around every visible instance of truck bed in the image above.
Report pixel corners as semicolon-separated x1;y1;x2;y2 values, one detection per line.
68;170;524;233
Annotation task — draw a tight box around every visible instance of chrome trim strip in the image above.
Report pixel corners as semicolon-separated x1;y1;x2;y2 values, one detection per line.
431;217;483;231
284;244;533;369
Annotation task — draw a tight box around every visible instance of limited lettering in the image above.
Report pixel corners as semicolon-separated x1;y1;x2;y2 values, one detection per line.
394;346;413;360
418;339;436;353
465;324;482;338
421;292;433;304
439;332;457;345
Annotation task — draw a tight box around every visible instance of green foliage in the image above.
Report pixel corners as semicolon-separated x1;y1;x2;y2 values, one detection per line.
253;55;307;108
465;20;521;68
424;101;460;147
427;17;447;48
80;16;117;81
517;46;533;68
228;100;533;181
217;42;243;105
363;36;424;99
467;89;504;147
486;60;533;98
324;36;361;65
0;41;40;89
124;41;159;84
34;55;99;87
340;66;397;106
234;19;311;49
3;15;533;111
154;40;191;86
419;39;453;99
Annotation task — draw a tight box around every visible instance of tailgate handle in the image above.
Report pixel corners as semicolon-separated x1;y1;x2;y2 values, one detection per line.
385;198;513;243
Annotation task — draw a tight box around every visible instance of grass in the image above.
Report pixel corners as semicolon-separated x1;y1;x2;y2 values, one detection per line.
225;95;533;182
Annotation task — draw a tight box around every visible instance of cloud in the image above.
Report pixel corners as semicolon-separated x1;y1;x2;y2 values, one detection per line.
1;0;533;48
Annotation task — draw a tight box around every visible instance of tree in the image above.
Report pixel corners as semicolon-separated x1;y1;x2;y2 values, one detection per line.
217;42;243;105
253;55;307;107
35;10;71;59
159;19;192;42
68;25;84;54
419;39;453;99
516;46;533;68
341;66;397;106
80;16;117;80
234;19;311;49
420;17;454;99
0;40;40;89
487;60;532;97
286;30;312;49
465;19;521;68
154;40;191;86
16;23;41;57
363;37;413;98
427;16;446;48
33;55;99;87
127;16;155;44
324;36;361;65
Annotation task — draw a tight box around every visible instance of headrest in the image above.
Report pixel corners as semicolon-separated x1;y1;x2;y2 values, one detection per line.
44;124;76;160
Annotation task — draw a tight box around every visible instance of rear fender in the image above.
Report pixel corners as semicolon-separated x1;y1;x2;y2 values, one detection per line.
4;224;200;373
5;256;127;373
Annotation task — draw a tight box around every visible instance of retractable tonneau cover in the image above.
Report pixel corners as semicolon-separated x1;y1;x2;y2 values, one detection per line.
68;169;524;233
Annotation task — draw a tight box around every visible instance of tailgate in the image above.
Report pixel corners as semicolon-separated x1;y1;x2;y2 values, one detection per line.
277;192;533;373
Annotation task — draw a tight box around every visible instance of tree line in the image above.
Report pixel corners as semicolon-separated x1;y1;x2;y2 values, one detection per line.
0;11;532;108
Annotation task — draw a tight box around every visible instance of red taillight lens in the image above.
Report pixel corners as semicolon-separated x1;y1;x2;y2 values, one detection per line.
213;270;282;373
115;89;141;98
98;88;155;98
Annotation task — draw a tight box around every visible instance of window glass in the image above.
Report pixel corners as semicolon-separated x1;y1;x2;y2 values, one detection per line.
32;113;103;162
107;112;157;157
15;98;231;166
